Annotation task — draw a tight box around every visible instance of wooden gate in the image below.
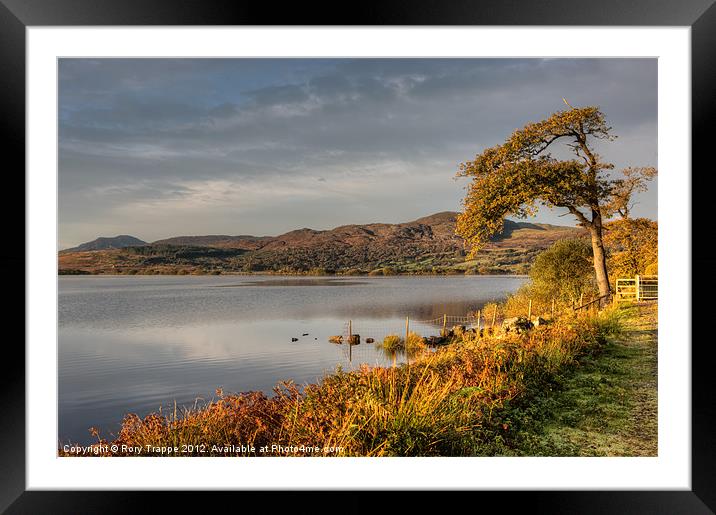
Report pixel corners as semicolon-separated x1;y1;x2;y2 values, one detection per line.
615;275;658;302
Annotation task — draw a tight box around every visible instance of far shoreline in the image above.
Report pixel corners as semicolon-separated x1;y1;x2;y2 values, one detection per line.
58;271;531;278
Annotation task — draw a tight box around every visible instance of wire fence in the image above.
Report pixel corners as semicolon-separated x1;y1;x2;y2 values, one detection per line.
341;314;481;344
333;282;657;365
335;311;512;364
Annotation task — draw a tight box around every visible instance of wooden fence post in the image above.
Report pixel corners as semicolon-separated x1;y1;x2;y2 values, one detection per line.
527;299;532;321
405;316;410;365
476;310;481;332
442;314;447;336
491;305;497;329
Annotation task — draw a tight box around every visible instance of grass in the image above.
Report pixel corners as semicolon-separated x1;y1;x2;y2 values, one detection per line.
489;303;657;456
382;334;403;351
60;303;649;457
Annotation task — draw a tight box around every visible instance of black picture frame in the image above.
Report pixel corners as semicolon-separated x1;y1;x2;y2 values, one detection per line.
3;0;713;512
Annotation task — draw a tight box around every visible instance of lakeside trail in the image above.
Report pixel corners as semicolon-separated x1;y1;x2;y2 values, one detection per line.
510;303;658;456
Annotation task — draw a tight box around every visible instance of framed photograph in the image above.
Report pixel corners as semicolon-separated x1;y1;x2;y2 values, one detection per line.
6;0;713;511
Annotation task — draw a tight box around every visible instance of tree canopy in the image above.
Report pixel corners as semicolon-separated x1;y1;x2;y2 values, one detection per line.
456;104;656;297
603;218;658;278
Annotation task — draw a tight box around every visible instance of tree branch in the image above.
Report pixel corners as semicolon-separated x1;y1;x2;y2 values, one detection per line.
566;205;592;227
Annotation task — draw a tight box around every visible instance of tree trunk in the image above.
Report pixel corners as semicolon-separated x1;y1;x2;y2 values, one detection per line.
588;214;611;300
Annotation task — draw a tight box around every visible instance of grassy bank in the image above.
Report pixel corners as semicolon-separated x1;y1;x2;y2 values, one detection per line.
498;302;657;456
61;304;656;457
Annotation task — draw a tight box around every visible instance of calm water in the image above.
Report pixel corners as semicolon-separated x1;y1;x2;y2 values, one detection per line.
59;275;527;444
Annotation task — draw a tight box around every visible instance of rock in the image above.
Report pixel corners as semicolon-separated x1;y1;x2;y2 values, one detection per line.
328;335;343;344
427;335;446;345
501;317;533;333
366;338;375;343
348;334;360;345
302;333;309;336
291;337;299;342
531;316;547;327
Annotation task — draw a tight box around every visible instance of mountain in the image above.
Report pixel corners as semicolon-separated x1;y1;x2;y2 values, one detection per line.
58;212;585;275
61;235;147;253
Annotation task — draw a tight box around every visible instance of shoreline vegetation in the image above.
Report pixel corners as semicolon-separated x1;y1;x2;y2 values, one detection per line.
58;269;530;277
60;300;656;457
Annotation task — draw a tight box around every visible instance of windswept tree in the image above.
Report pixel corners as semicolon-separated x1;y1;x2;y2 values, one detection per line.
455;104;655;299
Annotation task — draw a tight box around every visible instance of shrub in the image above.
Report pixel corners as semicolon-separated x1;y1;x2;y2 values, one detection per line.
529;238;596;305
405;331;425;351
382;334;403;351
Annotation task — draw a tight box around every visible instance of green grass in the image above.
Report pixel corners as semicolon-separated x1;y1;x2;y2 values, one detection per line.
494;303;658;456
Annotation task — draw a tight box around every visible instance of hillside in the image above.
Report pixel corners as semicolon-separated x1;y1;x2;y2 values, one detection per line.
58;212;584;275
61;235;147;253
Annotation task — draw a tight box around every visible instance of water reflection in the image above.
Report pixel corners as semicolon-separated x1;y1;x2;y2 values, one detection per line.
58;275;526;444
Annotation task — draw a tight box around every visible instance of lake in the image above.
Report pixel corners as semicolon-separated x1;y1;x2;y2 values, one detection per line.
58;274;527;444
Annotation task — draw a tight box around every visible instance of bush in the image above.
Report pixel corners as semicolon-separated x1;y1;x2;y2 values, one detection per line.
529;238;596;305
405;331;425;351
382;334;403;351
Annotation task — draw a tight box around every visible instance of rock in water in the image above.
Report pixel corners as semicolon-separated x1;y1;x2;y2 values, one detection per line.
291;337;299;342
366;338;375;343
328;335;343;344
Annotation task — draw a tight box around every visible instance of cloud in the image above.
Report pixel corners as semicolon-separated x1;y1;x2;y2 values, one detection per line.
59;58;657;246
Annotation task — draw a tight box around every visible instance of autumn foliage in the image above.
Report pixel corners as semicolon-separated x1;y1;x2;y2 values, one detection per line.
456;104;656;297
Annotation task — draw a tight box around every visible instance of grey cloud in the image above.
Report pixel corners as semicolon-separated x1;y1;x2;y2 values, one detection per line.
59;58;657;247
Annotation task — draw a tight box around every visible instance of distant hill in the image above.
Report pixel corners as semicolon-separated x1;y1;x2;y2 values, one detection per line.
61;235;147;253
151;234;272;250
58;212;585;275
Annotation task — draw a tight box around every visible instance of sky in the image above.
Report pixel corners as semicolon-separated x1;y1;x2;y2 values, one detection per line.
58;58;657;249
